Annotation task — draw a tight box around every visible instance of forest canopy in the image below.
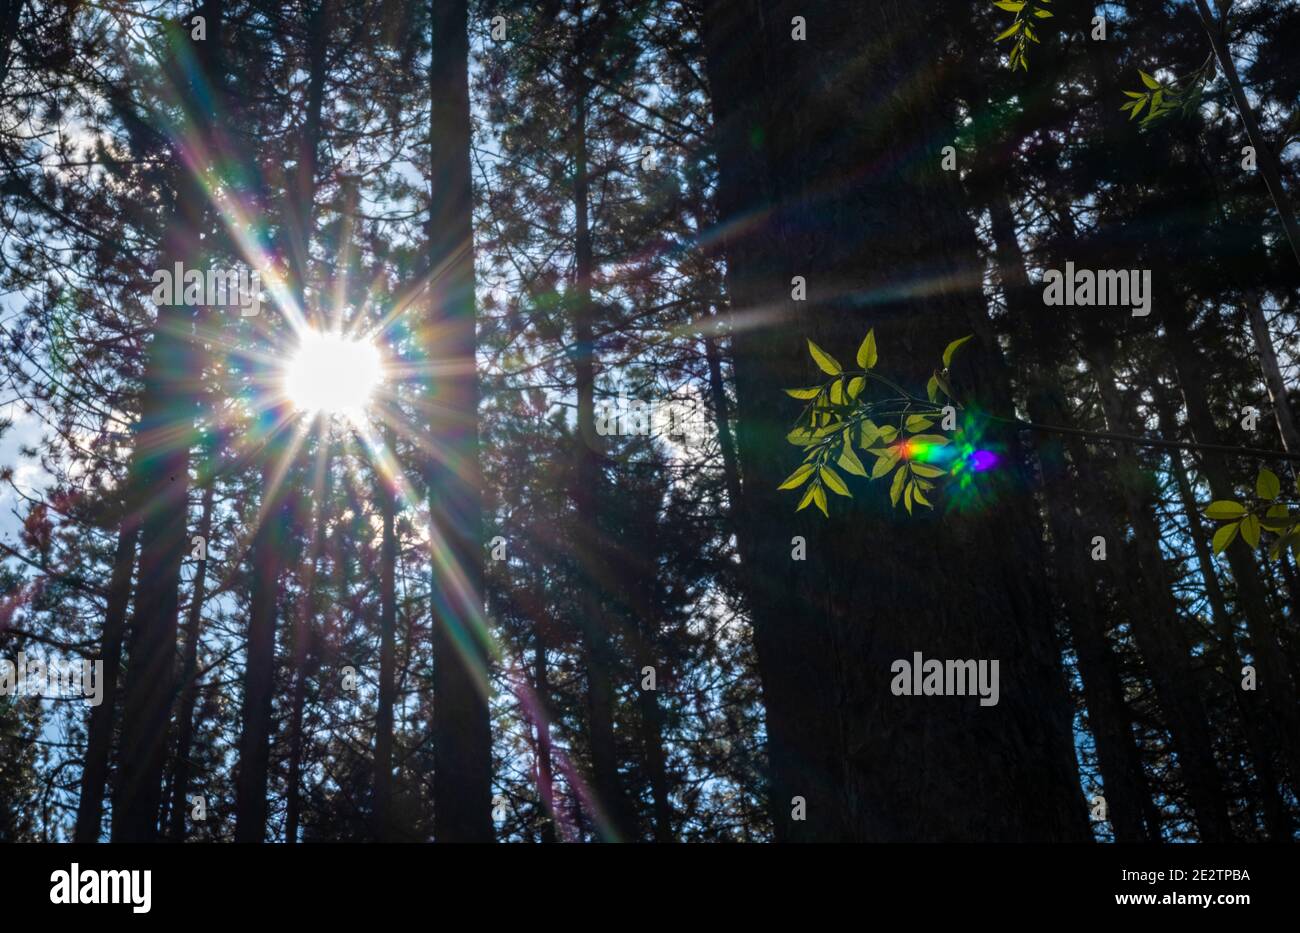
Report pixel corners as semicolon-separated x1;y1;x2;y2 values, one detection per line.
0;0;1298;845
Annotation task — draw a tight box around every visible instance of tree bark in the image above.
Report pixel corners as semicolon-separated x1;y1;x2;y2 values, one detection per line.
234;457;284;843
701;0;1088;841
1164;305;1300;794
166;477;215;841
1160;405;1293;839
373;461;397;841
565;37;633;839
1193;0;1300;269
1083;341;1234;841
427;0;493;843
73;519;137;843
1245;297;1300;453
532;628;557;844
987;196;1155;842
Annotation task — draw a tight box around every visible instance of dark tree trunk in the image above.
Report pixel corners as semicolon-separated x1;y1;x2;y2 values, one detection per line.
566;68;632;839
234;0;327;843
110;132;215;843
1083;340;1234;841
704;331;744;530
427;0;493;843
1165;307;1300;794
234;458;285;843
1159;404;1293;840
285;441;331;843
74;519;137;843
1245;298;1300;453
700;0;1088;841
532;630;557;844
1193;0;1300;268
373;465;397;841
987;196;1155;843
110;0;227;842
622;492;674;843
167;477;215;841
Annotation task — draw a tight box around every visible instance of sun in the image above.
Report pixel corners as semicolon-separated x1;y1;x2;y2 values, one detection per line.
284;331;383;415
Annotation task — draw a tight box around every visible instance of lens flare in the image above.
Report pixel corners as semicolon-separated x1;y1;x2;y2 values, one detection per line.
284;332;383;415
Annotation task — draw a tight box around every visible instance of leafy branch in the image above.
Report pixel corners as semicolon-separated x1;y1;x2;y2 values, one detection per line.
992;0;1054;72
780;331;974;517
1120;55;1215;127
1202;467;1300;561
782;332;1300;541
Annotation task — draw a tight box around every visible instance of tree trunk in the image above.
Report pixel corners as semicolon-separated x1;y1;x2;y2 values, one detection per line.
1083;341;1234;841
1165;306;1300;794
373;463;397;841
234;457;284;843
1160;409;1292;839
73;519;137;843
167;477;215;841
565;55;632;839
623;491;673;843
987;196;1155;842
533;630;557;844
110;126;214;842
704;331;744;526
427;0;493;843
1245;297;1300;452
700;0;1088;842
1193;0;1300;268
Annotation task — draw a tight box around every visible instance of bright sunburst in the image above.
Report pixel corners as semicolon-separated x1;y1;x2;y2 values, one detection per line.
283;331;384;415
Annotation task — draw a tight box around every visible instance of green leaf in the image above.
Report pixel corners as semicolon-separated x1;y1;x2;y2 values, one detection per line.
796;482;818;512
786;427;815;446
912;483;933;508
1212;522;1240;554
807;339;841;375
908;433;951;447
904;481;915;515
1204;500;1247;520
847;376;865;399
1127;97;1146;120
890;465;907;506
838;440;868;477
1259;514;1294;533
829;380;845;405
926;374;940;402
992;1;1024;11
1122;90;1147;99
813;484;828;517
784;387;821;400
995;21;1021;41
860;420;880;446
905;414;934;432
1257;468;1280;501
1241;513;1261;549
934;371;956;401
871;448;900;479
820;465;850;497
1266;503;1289;520
778;463;816;490
856;329;878;369
1139;70;1160;89
876;425;899;444
942;335;973;368
910;463;946;479
1033;8;1053;16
